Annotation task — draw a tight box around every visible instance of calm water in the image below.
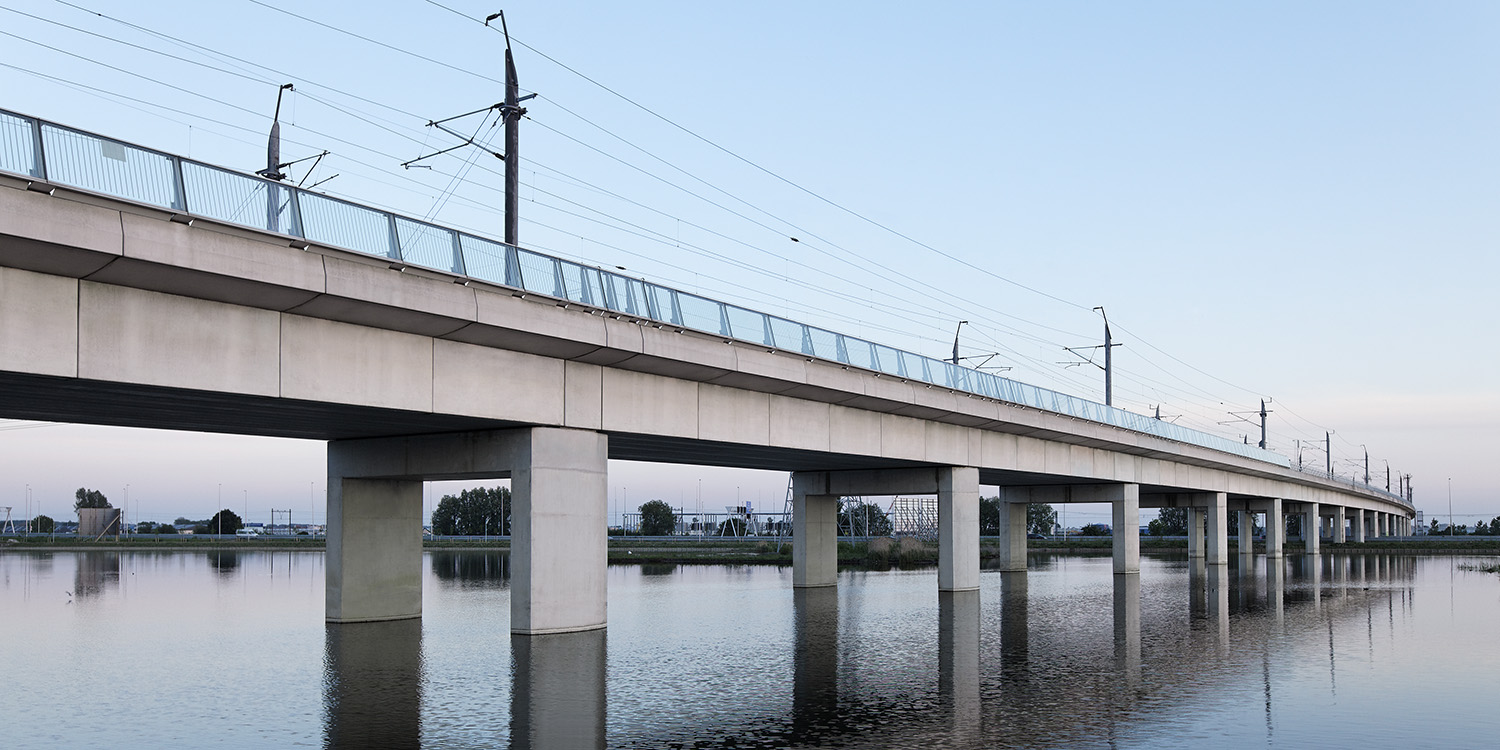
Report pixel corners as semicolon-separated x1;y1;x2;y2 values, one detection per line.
2;549;1497;749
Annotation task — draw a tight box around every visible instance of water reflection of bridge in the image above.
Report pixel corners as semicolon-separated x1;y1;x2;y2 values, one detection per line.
321;552;1417;749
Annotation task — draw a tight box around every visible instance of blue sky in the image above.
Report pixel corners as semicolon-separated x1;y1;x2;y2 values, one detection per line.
0;1;1494;525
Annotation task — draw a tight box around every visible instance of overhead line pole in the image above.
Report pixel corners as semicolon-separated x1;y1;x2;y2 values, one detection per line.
498;11;522;248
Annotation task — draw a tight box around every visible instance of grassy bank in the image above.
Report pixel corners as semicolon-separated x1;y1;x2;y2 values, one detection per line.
7;535;1497;564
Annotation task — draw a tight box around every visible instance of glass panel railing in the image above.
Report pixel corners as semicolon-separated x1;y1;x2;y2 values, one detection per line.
40;123;180;209
181;162;299;235
298;192;394;259
457;234;511;287
395;217;461;274
724;305;770;346
0;112;40;178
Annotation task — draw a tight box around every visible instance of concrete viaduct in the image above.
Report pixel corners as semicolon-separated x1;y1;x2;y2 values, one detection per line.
0;111;1414;634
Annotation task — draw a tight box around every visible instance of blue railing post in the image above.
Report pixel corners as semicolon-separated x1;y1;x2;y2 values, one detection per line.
386;214;403;261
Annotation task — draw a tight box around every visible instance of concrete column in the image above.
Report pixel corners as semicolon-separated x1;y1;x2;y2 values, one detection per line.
1187;506;1205;559
1264;498;1283;558
512;428;609;635
937;467;980;592
1205;492;1229;565
1333;506;1347;544
1237;509;1255;554
326;477;423;623
1303;502;1320;554
1379;512;1389;538
1112;484;1140;574
510;630;607;750
1352;508;1366;543
995;499;1028;572
792;473;839;588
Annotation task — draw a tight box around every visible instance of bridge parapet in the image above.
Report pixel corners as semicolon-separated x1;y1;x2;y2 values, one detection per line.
1;108;1412;501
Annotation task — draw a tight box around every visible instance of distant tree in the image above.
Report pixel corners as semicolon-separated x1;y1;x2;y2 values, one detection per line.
1079;523;1111;537
717;517;747;537
431;487;512;536
156;523;177;535
1490;517;1500;536
135;521;156;534
1149;507;1189;536
1287;515;1303;538
73;488;110;511
838;499;892;537
1429;518;1440;535
638;499;677;536
31;515;54;533
1474;520;1490;536
1028;503;1058;536
206;509;243;535
174;517;195;527
980;497;1001;535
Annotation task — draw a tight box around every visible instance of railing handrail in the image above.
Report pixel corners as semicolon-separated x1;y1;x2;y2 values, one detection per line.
0;107;1411;497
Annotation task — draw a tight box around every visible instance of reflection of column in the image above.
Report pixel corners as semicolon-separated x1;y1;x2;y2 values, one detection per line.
324;619;422;750
1000;571;1029;667
792;587;840;742
1187;506;1205;558
1308;553;1323;612
1208;562;1230;646
1113;574;1141;684
1188;556;1208;619
1333;507;1346;544
792;474;838;588
1235;551;1255;611
511;630;607;750
937;467;980;592
1266;554;1285;625
995;498;1028;571
939;590;981;741
1112;484;1140;574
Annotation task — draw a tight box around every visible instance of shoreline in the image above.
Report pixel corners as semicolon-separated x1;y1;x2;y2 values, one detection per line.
5;537;1497;566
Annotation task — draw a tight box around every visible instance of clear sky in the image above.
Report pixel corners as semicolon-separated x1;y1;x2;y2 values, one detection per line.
0;1;1494;527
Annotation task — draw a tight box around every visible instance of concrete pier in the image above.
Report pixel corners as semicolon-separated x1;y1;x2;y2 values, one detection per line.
937;467;980;592
326;477;424;623
325;427;608;634
791;473;839;589
1352;508;1366;543
1303;502;1320;554
1334;506;1347;543
995;498;1028;572
1187;506;1205;559
1263;498;1283;558
1237;509;1255;554
1205;492;1229;564
1112;484;1140;575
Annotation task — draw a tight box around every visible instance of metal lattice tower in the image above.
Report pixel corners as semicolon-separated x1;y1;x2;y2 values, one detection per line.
887;496;939;541
0;506;14;534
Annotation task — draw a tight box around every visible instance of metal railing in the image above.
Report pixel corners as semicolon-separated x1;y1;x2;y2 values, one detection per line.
2;107;1382;477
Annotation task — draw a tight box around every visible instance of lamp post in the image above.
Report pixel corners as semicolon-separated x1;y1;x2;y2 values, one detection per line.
1448;477;1454;536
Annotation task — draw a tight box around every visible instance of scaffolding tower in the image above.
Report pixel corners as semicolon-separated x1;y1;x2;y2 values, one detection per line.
887;496;939;541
